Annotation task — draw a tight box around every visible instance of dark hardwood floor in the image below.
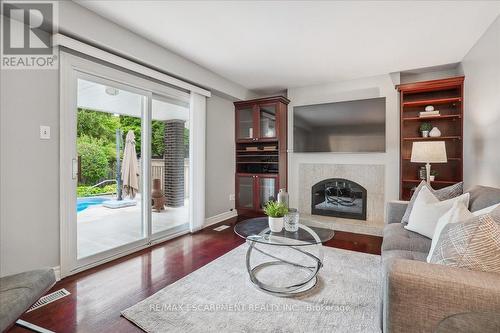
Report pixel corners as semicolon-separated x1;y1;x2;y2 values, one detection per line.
8;216;382;333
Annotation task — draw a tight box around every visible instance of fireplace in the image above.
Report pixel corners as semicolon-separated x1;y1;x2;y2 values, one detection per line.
311;178;367;220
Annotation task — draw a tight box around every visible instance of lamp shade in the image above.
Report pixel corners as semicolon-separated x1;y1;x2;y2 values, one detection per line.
411;141;447;163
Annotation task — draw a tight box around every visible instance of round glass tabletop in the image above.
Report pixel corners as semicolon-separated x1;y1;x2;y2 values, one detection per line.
234;217;335;246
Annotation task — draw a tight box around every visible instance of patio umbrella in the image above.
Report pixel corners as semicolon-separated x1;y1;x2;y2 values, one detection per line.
121;130;139;199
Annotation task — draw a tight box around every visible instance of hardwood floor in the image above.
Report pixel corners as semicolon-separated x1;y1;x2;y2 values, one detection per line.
8;216;382;333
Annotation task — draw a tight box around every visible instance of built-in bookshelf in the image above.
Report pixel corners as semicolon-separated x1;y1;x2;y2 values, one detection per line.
397;77;464;200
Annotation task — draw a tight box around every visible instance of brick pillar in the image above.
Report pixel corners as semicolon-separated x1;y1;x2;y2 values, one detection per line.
164;120;185;207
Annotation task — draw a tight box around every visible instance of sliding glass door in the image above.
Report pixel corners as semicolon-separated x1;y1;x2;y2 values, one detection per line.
61;52;191;275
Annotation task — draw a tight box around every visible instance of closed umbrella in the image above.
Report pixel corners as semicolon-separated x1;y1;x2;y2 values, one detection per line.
121;130;139;199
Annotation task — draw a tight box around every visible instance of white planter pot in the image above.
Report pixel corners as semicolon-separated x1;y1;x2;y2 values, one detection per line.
430;175;435;181
268;217;284;233
421;131;429;137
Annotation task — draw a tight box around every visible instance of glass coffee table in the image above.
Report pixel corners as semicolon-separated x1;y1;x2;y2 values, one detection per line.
234;217;335;297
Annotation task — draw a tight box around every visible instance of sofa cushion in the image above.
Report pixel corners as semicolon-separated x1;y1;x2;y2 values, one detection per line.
382;249;428;269
0;269;56;332
467;185;500;212
383;223;432;253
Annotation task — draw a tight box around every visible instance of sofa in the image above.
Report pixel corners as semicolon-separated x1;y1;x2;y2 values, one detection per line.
0;268;56;332
382;185;500;333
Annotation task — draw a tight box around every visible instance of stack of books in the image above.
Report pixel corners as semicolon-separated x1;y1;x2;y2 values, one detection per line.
263;146;277;151
419;110;440;117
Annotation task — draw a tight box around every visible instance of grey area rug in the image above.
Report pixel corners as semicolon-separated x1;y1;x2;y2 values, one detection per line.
122;244;382;333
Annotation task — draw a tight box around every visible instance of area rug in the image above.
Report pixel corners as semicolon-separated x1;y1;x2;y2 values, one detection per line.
122;244;382;333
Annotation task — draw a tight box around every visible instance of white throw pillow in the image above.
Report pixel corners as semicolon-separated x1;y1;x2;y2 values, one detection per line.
426;201;474;262
472;203;500;216
405;186;470;238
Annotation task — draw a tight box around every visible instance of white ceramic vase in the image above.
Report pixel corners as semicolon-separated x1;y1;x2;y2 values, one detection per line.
429;127;441;137
268;217;284;232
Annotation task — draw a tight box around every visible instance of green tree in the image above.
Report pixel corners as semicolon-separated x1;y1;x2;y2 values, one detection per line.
77;135;109;185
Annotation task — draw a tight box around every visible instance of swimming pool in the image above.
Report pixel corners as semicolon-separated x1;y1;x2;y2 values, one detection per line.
77;197;107;213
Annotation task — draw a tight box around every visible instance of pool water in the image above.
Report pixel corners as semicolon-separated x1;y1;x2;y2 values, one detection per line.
77;197;107;213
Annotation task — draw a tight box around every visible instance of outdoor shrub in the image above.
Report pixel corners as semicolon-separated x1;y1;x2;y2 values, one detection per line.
77;135;110;185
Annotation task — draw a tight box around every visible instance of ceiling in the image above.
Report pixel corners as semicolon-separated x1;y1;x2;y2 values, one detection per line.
77;1;500;95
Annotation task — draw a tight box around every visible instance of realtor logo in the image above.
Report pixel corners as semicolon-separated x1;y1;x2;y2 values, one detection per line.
1;1;58;69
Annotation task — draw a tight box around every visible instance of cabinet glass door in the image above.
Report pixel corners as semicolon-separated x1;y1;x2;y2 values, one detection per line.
237;176;254;209
236;107;254;140
259;104;277;139
259;176;277;209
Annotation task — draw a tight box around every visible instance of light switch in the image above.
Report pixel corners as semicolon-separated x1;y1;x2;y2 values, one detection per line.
40;125;50;139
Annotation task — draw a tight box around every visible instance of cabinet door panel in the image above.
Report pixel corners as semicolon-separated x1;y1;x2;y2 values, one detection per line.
258;176;278;209
236;175;255;209
236;107;255;140
258;104;277;139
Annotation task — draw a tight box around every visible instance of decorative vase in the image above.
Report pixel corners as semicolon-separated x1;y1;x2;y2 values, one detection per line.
285;208;299;232
277;189;289;208
421;130;429;137
268;216;284;233
429;127;441;137
151;178;165;212
430;175;435;182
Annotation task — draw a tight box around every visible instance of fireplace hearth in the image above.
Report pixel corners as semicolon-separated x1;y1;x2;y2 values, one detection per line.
311;178;367;220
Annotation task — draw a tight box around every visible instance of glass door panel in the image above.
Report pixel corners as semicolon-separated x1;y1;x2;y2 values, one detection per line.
259;176;277;209
237;175;254;209
237;107;254;140
151;96;190;235
259;104;277;138
76;78;146;259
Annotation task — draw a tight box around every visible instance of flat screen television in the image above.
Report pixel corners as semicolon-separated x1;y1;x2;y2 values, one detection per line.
293;97;386;153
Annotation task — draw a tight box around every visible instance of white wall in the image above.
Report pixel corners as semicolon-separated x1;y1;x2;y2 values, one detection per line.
205;95;236;217
287;74;400;211
0;69;61;276
461;15;500;188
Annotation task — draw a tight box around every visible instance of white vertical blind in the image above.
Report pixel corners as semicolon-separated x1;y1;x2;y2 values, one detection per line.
189;92;207;232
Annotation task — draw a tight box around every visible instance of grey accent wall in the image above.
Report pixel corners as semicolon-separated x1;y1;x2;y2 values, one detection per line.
0;69;60;276
205;95;236;218
461;15;500;188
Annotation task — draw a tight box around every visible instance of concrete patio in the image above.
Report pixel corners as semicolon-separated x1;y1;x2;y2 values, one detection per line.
77;195;189;258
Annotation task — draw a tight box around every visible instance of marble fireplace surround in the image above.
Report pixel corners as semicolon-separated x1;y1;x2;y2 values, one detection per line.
298;163;385;236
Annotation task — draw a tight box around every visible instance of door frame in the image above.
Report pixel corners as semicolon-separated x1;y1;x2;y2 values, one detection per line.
59;51;191;277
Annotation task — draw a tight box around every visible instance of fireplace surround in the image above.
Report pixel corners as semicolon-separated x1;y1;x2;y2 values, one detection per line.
311;178;367;220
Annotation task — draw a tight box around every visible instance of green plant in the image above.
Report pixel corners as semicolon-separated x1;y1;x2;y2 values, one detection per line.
419;122;432;132
77;135;110;184
430;170;439;176
77;184;117;197
263;201;288;218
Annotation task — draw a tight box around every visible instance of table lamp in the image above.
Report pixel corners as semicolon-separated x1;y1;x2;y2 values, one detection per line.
411;141;447;183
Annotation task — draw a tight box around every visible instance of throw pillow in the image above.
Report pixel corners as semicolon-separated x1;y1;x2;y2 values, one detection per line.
429;207;500;273
426;201;474;262
405;186;470;238
401;181;463;224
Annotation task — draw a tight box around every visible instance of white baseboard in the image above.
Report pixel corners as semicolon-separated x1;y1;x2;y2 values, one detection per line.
204;210;238;229
52;266;61;281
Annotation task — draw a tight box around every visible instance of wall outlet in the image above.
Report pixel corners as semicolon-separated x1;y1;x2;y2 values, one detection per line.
229;194;235;201
40;125;50;139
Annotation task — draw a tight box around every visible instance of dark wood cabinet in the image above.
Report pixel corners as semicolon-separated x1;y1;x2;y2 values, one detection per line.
234;96;289;214
397;77;464;200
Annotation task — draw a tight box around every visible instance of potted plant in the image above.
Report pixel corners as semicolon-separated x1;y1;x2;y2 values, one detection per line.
263;201;288;232
419;122;432;137
430;170;438;181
